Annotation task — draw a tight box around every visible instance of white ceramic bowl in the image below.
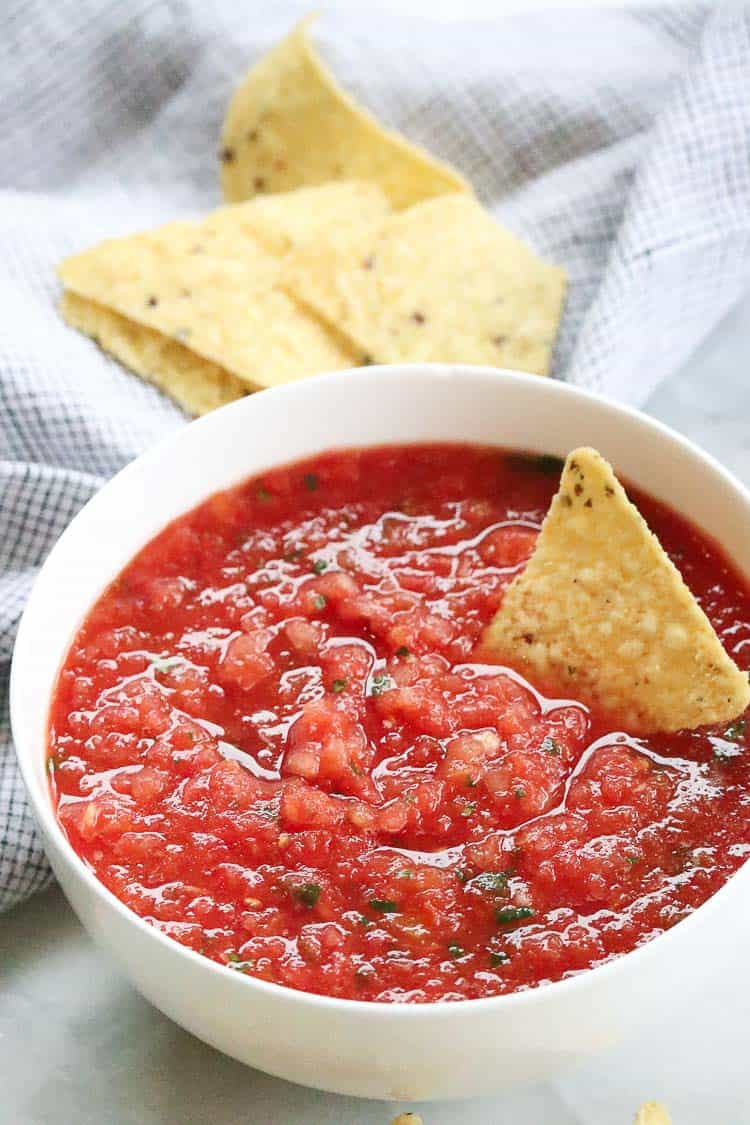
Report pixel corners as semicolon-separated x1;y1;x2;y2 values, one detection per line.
11;365;750;1100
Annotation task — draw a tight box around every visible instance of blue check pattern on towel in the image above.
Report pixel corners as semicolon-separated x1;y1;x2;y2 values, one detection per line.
2;0;750;912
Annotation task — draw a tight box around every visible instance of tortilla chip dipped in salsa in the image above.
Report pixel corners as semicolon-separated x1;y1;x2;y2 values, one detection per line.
483;447;750;733
285;194;566;376
219;18;469;209
58;182;389;403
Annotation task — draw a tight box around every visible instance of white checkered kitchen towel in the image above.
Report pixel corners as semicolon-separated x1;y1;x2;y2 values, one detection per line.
2;0;750;913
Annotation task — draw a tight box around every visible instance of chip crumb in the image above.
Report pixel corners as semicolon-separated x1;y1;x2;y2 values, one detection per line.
390;1114;423;1125
483;446;750;733
634;1101;671;1125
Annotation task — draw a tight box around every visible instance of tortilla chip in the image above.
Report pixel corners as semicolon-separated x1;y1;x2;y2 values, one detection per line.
284;194;566;375
58;186;370;390
483;447;750;733
60;292;247;415
634;1104;671;1125
211;179;391;255
220;19;469;209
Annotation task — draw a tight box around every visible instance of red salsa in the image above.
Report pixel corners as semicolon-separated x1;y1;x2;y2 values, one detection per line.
49;445;750;1002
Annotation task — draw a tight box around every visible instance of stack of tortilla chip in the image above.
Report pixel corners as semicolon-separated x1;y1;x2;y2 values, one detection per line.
58;18;567;415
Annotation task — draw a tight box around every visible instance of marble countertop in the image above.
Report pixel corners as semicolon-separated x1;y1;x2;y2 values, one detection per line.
4;293;750;1125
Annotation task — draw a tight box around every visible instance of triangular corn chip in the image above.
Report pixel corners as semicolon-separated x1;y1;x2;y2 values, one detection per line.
219;19;469;209
58;184;384;394
285;194;566;375
483;447;749;733
60;292;247;416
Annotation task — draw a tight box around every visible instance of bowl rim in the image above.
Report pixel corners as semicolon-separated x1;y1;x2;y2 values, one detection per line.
11;362;750;1020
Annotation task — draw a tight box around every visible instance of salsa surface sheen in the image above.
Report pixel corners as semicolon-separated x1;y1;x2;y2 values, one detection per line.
49;444;750;1003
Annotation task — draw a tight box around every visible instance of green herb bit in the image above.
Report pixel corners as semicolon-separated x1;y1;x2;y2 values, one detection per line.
395;646;410;658
283;548;303;563
496;906;534;926
625;855;640;866
489;950;510;967
465;775;478;788
724;719;746;741
303;473;319;492
332;677;348;694
473;871;510;894
541;736;561;756
460;802;477;818
507;452;565;477
349;761;364;776
256;485;271;502
396;869;414;880
312;594;327;611
447;942;465;959
46;754;59;775
294;882;321;907
358;914;372;926
225;953;253;973
455;868;470;884
370;673;392;696
312;558;328;574
369;898;399;914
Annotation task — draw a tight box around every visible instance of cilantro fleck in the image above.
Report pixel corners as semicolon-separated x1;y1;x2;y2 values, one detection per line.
473;871;511;894
541;736;561;756
448;942;465;958
283;548;303;563
625;855;639;866
256;485;271;503
455;868;470;884
460;802;477;818
506;453;564;477
303;473;319;492
396;869;414;880
349;761;364;776
46;754;58;775
313;594;327;611
395;646;410;658
465;775;478;788
489;951;510;967
724;719;746;741
312;559;328;574
513;787;526;800
358;914;372;926
332;678;348;694
369;898;398;914
496;906;534;926
370;674;392;696
293;883;321;907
